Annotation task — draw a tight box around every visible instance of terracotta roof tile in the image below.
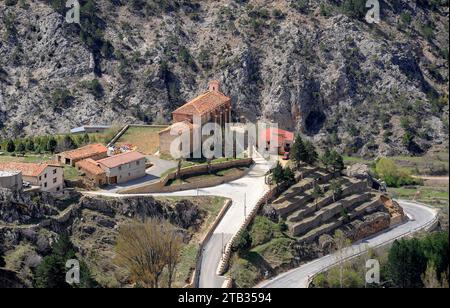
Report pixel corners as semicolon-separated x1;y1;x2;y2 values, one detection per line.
0;162;62;177
159;120;195;134
261;128;294;146
173;90;231;116
97;151;145;169
60;143;107;160
75;159;105;176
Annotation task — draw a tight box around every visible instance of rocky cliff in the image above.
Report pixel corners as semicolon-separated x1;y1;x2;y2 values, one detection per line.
0;0;448;156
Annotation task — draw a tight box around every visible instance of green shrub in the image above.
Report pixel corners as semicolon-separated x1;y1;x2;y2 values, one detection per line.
249;217;278;246
374;157;419;187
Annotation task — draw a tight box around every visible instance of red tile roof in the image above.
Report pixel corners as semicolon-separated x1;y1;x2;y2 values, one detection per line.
159;120;196;135
173;90;231;116
75;159;105;176
261;128;294;146
59;143;107;160
0;162;62;177
97;151;145;169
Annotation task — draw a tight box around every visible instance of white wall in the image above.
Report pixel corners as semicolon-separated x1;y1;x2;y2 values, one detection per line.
38;167;64;192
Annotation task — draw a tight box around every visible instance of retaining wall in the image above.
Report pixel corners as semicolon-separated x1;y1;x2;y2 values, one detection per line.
118;158;253;194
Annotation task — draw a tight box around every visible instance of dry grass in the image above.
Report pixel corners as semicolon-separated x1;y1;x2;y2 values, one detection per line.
116;126;167;155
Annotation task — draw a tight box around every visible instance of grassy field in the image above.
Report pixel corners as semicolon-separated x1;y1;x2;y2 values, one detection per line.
344;151;449;176
116;126;167;155
166;167;248;186
0;154;53;163
389;185;449;208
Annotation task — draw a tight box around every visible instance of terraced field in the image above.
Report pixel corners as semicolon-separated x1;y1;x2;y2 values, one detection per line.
272;167;390;243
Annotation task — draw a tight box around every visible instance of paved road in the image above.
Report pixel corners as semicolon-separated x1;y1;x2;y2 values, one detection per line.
257;200;438;288
84;154;274;288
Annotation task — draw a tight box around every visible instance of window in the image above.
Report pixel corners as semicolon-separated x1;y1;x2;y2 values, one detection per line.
39;176;42;181
57;186;60;192
53;169;57;174
53;178;57;184
44;173;47;179
44;182;47;188
118;166;122;171
136;161;140;165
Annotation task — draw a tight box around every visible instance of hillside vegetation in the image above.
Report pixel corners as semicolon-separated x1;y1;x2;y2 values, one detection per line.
0;0;448;157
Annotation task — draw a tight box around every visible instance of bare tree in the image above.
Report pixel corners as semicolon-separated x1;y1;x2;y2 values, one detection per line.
165;226;183;288
114;218;182;288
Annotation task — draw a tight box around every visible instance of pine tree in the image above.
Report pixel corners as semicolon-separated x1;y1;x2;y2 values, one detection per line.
6;139;15;153
330;150;345;173
272;161;285;187
290;135;306;169
26;139;35;152
283;166;295;184
321;148;332;170
81;133;90;145
387;238;427;288
330;180;343;202
16;141;26;153
304;140;318;165
34;235;98;288
46;137;58;153
312;182;324;207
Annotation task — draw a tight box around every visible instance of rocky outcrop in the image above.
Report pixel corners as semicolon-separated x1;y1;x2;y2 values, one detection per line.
0;1;448;156
0;188;58;224
341;212;391;242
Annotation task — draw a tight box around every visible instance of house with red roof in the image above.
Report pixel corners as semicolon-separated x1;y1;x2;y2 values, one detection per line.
260;127;294;155
56;143;108;166
159;81;232;156
96;151;146;185
0;162;64;192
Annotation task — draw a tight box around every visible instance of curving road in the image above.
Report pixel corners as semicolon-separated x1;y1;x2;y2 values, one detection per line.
257;200;439;288
84;154;273;288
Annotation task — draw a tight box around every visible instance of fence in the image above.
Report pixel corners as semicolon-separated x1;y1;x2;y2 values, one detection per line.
216;185;278;275
184;199;232;288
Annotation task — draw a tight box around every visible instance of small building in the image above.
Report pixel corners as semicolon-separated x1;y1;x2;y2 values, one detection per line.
75;158;107;187
96;151;146;185
56;143;108;166
0;171;23;191
0;162;64;192
71;125;110;134
261;128;294;155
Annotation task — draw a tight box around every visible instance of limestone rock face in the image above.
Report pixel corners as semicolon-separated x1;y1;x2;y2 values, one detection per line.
0;188;57;224
0;1;448;156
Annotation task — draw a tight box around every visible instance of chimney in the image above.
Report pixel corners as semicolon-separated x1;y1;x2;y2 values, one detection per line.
209;80;220;92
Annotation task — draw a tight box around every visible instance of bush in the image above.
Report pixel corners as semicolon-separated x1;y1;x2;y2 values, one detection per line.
341;0;367;19
34;235;98;288
374;157;418;187
51;88;73;108
232;230;252;252
249;216;278;246
83;79;104;98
